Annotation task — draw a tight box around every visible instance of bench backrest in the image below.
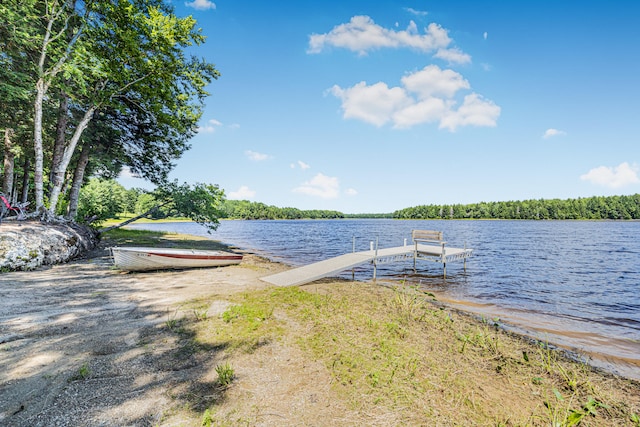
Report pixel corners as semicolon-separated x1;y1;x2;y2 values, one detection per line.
0;193;11;209
412;229;443;243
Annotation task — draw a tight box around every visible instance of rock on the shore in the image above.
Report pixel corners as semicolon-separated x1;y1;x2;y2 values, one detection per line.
0;221;98;271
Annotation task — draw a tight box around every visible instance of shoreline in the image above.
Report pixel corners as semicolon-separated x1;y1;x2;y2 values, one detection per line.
123;222;640;382
2;226;639;425
424;291;640;381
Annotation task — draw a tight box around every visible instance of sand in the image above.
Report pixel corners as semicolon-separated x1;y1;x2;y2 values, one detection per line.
0;242;340;426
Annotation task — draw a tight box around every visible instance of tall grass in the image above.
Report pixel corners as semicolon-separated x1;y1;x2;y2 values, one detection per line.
190;282;640;426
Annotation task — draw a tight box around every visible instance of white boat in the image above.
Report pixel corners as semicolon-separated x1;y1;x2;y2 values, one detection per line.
110;246;243;271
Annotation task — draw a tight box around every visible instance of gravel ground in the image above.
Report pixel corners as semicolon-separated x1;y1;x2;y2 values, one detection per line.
0;243;328;426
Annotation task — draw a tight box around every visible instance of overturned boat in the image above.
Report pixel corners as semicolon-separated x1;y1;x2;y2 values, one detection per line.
110;246;243;272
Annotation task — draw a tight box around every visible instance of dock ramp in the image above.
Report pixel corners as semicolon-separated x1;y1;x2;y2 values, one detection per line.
260;243;472;287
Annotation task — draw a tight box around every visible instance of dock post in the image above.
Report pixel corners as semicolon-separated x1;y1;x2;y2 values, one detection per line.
352;236;356;280
442;245;446;278
373;237;379;282
463;242;467;272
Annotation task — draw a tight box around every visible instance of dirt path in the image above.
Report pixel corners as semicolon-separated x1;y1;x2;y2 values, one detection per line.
0;246;345;426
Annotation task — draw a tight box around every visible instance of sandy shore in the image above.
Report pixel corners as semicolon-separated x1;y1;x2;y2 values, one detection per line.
0;243;305;426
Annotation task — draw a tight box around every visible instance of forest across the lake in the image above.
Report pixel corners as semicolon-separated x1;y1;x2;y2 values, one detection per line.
221;194;640;220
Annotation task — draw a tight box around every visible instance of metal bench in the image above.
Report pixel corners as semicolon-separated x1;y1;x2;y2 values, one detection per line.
411;229;448;275
412;230;445;249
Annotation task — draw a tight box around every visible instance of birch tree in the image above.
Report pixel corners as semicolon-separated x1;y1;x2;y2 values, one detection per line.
46;0;218;217
1;0;218;217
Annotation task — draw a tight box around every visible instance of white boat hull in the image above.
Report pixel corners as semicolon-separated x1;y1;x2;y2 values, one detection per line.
110;247;243;271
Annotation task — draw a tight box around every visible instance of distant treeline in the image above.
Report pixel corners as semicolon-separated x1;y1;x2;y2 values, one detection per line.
221;200;343;220
344;213;394;219
222;195;640;221
392;194;640;220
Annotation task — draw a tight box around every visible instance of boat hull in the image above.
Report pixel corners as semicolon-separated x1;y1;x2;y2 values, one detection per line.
110;247;243;271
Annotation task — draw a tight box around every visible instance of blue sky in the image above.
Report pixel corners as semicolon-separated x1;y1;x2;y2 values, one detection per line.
119;0;640;214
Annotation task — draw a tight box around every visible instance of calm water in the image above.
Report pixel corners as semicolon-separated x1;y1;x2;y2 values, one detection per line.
127;219;640;379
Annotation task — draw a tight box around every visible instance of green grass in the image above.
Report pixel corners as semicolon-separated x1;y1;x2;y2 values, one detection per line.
100;228;229;251
68;363;91;382
215;363;235;387
189;283;640;426
101;214;193;227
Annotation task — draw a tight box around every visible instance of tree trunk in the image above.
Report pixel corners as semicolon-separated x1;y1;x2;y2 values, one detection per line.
33;1;83;214
66;143;91;220
34;78;47;211
21;157;30;204
98;202;170;234
50;91;69;193
47;106;96;216
2;128;15;197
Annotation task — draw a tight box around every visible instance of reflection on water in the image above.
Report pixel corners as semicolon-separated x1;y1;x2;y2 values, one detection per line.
128;219;640;379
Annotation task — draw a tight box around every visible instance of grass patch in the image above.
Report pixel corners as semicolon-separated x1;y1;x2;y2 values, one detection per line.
101;215;193;227
68;363;91;382
192;282;640;426
99;228;229;251
215;363;235;387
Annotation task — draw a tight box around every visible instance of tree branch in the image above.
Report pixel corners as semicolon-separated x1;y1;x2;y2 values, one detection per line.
98;201;171;235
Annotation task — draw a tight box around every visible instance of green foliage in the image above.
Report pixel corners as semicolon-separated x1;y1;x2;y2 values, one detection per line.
393;194;640;220
135;192;161;217
0;0;221;214
215;363;235;387
222;199;344;220
344;213;394;218
76;178;127;223
154;180;225;231
89;179;225;232
123;188;143;214
68;363;91;382
201;408;214;426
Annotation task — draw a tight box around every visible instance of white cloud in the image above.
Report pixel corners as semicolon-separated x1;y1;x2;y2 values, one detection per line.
345;188;358;196
290;160;310;169
405;7;428;17
308;16;469;63
119;166;138;179
439;93;501;131
117;166;154;190
244;150;272;161
228;185;256;200
434;47;472;65
185;0;216;10
401;65;470;98
393;98;449;128
543;128;567;139
580;162;640;189
330;65;500;131
483;32;488;40
293;173;340;199
197;119;223;133
330;82;412;127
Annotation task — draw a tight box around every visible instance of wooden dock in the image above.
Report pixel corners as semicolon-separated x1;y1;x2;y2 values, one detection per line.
260;242;473;287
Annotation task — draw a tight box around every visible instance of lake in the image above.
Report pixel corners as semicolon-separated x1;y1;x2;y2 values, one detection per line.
126;219;640;379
